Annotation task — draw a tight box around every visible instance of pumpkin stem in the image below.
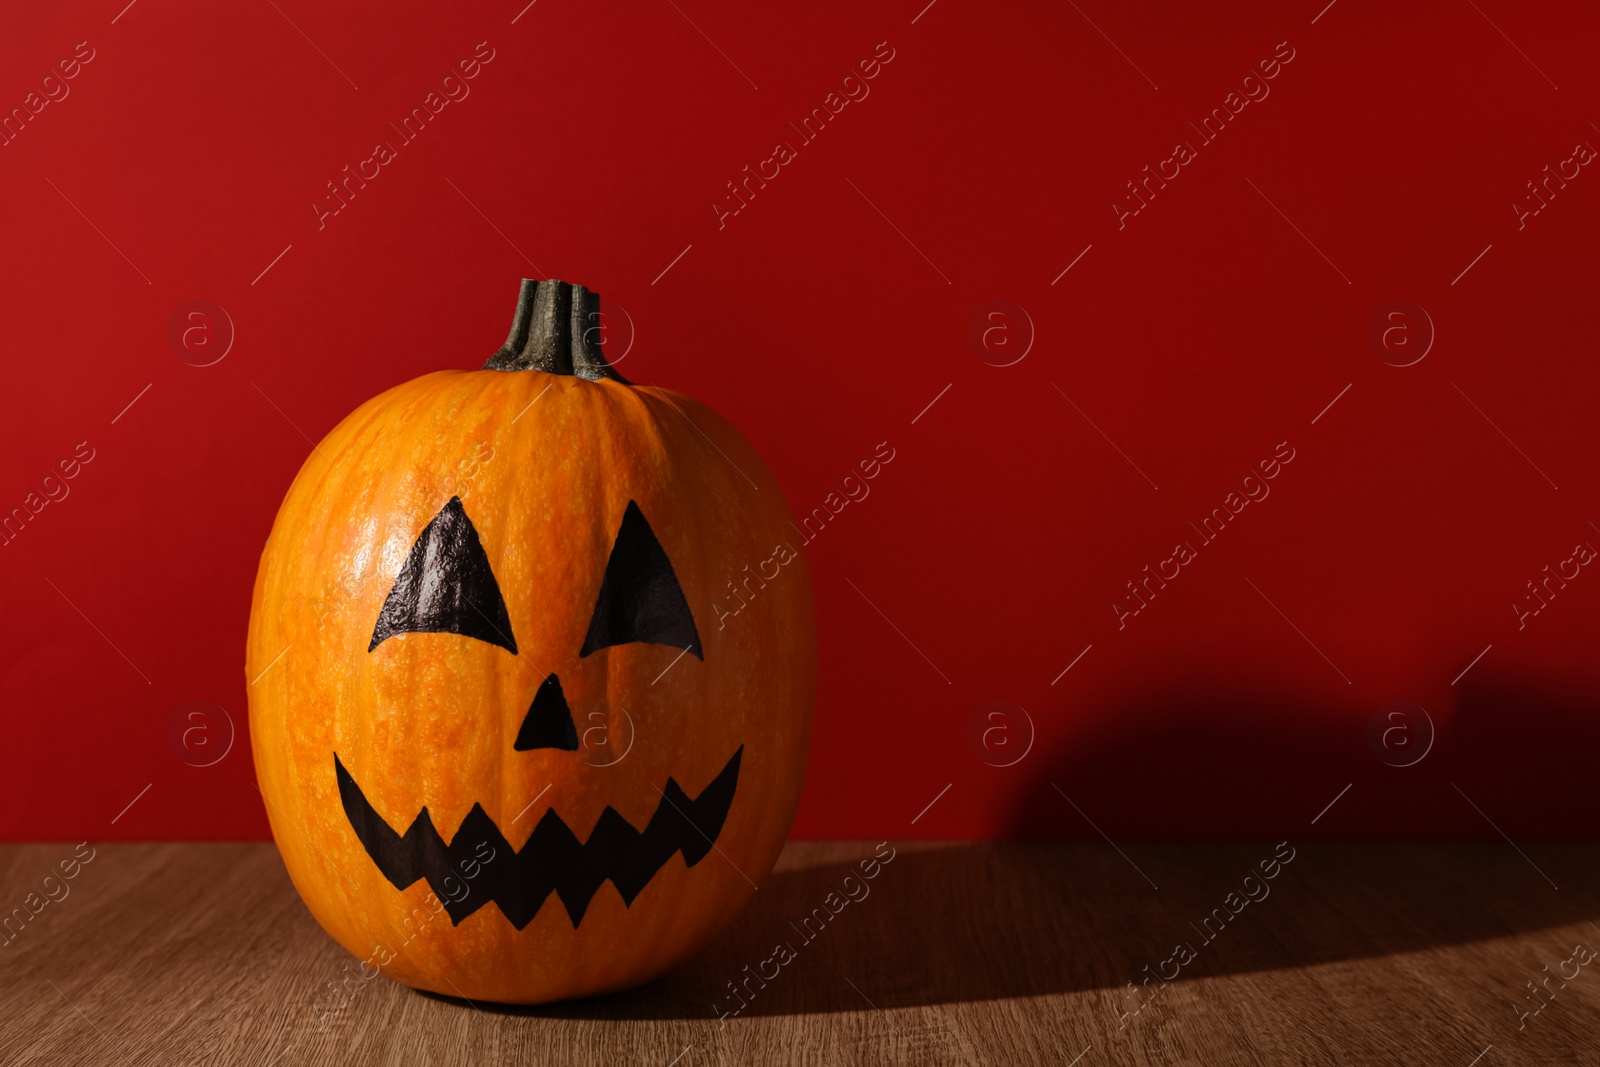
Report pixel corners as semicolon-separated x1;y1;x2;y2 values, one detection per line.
484;279;628;382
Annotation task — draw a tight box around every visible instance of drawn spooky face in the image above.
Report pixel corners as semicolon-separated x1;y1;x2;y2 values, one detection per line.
337;496;743;929
249;285;814;1002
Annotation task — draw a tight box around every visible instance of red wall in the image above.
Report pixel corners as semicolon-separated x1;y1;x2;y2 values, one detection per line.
2;0;1597;841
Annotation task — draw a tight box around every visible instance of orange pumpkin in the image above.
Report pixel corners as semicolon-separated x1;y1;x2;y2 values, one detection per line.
246;279;815;1004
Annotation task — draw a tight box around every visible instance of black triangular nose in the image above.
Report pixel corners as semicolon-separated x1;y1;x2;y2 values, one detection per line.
515;673;578;751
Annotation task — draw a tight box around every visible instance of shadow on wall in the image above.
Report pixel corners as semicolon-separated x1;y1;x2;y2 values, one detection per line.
1443;669;1600;836
1005;675;1357;841
998;668;1600;840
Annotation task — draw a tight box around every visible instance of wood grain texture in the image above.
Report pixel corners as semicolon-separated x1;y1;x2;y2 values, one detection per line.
2;841;1598;1065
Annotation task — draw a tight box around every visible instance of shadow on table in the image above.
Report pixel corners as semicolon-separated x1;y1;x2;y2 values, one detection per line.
424;669;1600;1019
429;840;1599;1020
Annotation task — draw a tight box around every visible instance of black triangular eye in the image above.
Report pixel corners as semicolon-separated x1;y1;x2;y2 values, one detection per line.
579;501;701;659
369;497;517;654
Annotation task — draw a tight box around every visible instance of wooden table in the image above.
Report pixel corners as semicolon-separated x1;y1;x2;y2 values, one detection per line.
2;841;1597;1065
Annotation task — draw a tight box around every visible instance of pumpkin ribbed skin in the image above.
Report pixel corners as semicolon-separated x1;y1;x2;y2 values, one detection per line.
246;367;814;1003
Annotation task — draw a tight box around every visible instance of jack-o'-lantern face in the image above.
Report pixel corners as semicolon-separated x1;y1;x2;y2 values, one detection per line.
338;494;742;930
248;279;815;1004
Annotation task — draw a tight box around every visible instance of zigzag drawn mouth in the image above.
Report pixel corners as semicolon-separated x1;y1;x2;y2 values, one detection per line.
334;747;742;929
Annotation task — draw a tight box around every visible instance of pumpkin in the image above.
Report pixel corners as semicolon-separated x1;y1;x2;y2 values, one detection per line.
246;279;815;1004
